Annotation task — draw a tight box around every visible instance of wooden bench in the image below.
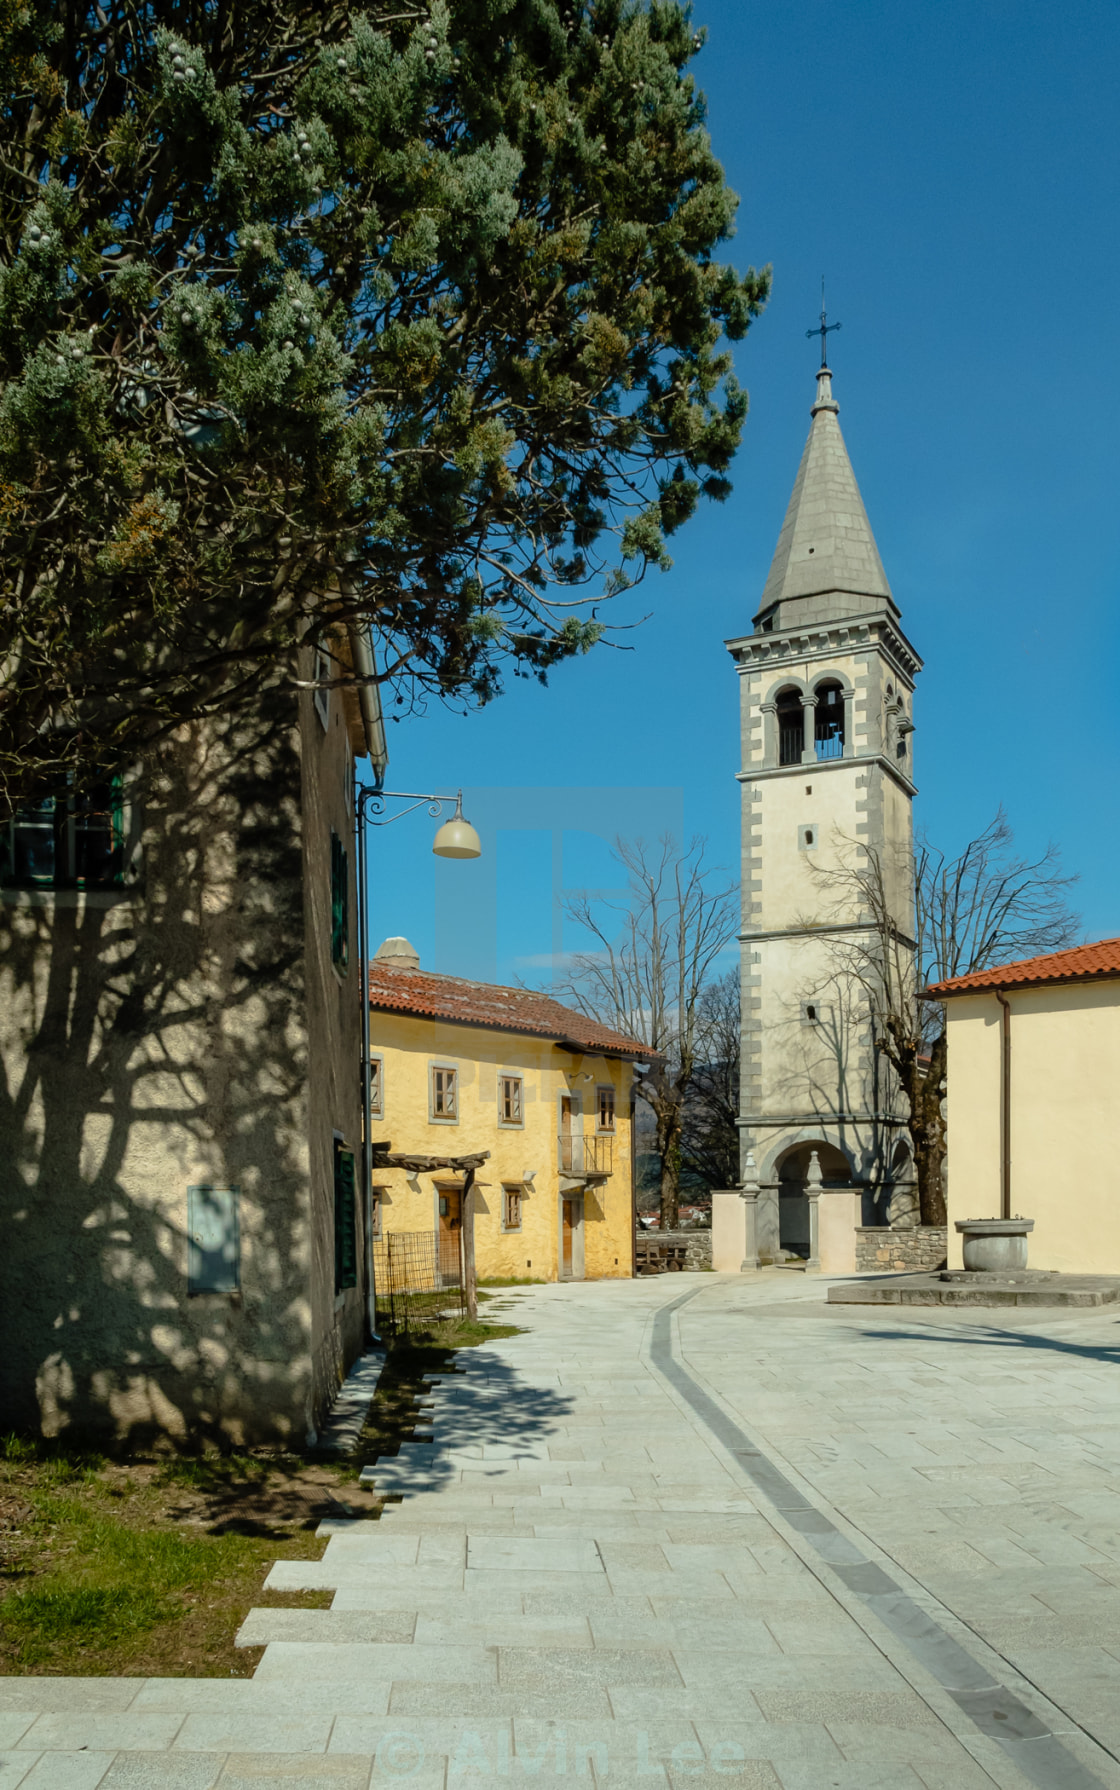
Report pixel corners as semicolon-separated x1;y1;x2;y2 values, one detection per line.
635;1237;691;1274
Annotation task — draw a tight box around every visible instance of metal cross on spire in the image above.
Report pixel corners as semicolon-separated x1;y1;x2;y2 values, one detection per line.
806;278;841;367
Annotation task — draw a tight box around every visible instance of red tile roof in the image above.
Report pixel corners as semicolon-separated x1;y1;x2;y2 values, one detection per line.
924;937;1116;999
367;964;658;1060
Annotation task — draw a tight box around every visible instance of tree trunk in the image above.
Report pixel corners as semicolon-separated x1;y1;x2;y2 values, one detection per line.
909;1033;948;1228
657;1106;682;1231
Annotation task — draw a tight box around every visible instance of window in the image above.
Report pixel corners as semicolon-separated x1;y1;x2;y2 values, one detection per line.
802;1000;823;1026
776;688;803;766
187;1185;240;1295
431;1064;457;1120
798;825;818;852
503;1186;523;1231
334;1143;357;1292
814;683;845;759
369;1055;383;1118
499;1075;523;1126
370;1186;385;1240
330;830;349;973
597;1086;616;1133
313;644;331;730
2;780;123;890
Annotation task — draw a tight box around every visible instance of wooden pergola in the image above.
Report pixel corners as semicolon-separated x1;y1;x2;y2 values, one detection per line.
370;1142;491;1317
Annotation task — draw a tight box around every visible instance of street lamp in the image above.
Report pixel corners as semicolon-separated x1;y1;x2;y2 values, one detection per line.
354;785;481;1340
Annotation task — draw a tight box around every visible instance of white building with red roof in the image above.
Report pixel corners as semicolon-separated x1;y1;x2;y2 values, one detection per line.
926;937;1120;1272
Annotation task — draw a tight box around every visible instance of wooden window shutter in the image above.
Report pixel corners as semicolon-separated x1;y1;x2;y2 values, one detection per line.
330;831;349;972
334;1143;358;1291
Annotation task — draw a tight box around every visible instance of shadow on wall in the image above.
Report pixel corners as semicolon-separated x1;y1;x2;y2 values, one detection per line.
0;700;316;1450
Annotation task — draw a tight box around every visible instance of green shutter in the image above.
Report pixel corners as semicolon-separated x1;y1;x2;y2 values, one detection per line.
330;831;349;972
334;1144;357;1291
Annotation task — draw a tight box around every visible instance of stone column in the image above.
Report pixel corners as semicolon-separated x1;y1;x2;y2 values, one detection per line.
842;688;855;758
740;1153;761;1272
805;1149;822;1271
800;694;816;765
761;701;777;767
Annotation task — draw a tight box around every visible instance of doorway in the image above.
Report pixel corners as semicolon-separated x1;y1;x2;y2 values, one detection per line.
436;1186;462;1286
559;1193;584;1280
775;1142;852;1259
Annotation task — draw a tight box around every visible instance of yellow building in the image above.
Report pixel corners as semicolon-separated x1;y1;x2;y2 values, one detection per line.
928;938;1120;1274
367;939;654;1282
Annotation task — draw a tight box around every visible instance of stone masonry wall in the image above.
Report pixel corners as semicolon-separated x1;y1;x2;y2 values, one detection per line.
654;1229;713;1270
856;1226;947;1274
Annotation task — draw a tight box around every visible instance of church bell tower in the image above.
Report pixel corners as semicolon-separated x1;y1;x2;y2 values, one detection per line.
725;357;921;1266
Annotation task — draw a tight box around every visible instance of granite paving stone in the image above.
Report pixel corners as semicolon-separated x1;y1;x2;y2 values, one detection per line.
12;1755;117;1789
96;1758;225;1790
13;1274;1120;1787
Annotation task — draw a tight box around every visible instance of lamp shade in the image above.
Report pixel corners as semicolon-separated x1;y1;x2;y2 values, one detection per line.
432;793;481;860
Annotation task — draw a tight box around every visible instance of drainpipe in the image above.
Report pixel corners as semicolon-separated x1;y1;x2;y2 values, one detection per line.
994;988;1012;1221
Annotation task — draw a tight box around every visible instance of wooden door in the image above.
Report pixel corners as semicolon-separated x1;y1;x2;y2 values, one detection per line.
562;1198;575;1277
560;1096;574;1171
438;1189;462;1285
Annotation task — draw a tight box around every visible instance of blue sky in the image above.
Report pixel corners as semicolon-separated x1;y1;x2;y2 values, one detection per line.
364;0;1120;984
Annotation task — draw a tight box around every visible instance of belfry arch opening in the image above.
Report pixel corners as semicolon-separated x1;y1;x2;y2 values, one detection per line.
814;682;845;759
777;687;803;766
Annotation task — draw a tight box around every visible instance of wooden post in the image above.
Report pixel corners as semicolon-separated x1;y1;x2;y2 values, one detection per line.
462;1165;478;1320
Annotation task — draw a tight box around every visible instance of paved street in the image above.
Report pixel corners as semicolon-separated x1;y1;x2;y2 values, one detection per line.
4;1272;1120;1788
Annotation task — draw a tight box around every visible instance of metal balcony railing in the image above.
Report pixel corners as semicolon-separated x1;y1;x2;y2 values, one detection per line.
778;722;803;766
559;1134;613;1175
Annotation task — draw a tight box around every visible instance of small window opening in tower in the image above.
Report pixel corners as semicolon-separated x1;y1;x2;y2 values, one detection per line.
815;682;845;760
806;1003;817;1021
777;687;803;766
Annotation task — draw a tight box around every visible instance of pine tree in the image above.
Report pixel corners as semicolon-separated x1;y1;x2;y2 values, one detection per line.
0;1;767;810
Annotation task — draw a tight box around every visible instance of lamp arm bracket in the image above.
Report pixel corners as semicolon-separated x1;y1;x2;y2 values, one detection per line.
357;789;457;828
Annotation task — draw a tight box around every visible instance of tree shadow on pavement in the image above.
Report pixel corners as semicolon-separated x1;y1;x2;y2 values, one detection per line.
857;1320;1120;1367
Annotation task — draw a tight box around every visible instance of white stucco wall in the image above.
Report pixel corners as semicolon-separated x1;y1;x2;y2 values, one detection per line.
945;981;1120;1273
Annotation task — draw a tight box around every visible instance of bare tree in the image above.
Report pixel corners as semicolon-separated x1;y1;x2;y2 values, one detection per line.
816;811;1079;1227
560;837;737;1230
681;969;741;1197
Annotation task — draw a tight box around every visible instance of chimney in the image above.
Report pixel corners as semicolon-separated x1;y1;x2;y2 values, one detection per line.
374;936;420;970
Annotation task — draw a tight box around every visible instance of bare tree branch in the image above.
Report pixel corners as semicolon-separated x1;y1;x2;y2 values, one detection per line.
810;810;1079;1227
558;834;737;1229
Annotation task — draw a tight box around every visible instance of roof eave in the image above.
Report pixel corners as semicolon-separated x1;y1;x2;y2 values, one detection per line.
366;997;653;1060
922;971;1120;1001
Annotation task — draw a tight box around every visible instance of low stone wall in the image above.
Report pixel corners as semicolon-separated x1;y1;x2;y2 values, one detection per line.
856;1226;947;1274
639;1228;713;1270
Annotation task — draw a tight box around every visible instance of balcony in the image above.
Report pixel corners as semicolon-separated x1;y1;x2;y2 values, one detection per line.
559;1133;613;1177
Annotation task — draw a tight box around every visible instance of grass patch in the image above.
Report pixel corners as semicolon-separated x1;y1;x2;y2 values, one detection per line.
478;1275;546;1288
0;1440;363;1677
0;1311;524;1675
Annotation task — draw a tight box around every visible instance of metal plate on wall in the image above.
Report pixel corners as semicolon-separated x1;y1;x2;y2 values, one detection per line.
188;1185;240;1293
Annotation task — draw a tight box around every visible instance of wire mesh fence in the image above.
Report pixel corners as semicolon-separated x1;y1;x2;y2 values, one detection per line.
373;1228;465;1336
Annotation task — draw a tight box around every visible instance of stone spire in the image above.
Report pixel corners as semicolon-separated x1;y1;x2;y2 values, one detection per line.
754;366;895;632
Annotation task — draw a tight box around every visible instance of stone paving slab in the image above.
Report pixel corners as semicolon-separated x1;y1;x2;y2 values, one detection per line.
10;1276;1120;1786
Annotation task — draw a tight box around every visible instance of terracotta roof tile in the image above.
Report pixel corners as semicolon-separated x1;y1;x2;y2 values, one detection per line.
924;937;1116;999
367;964;658;1060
